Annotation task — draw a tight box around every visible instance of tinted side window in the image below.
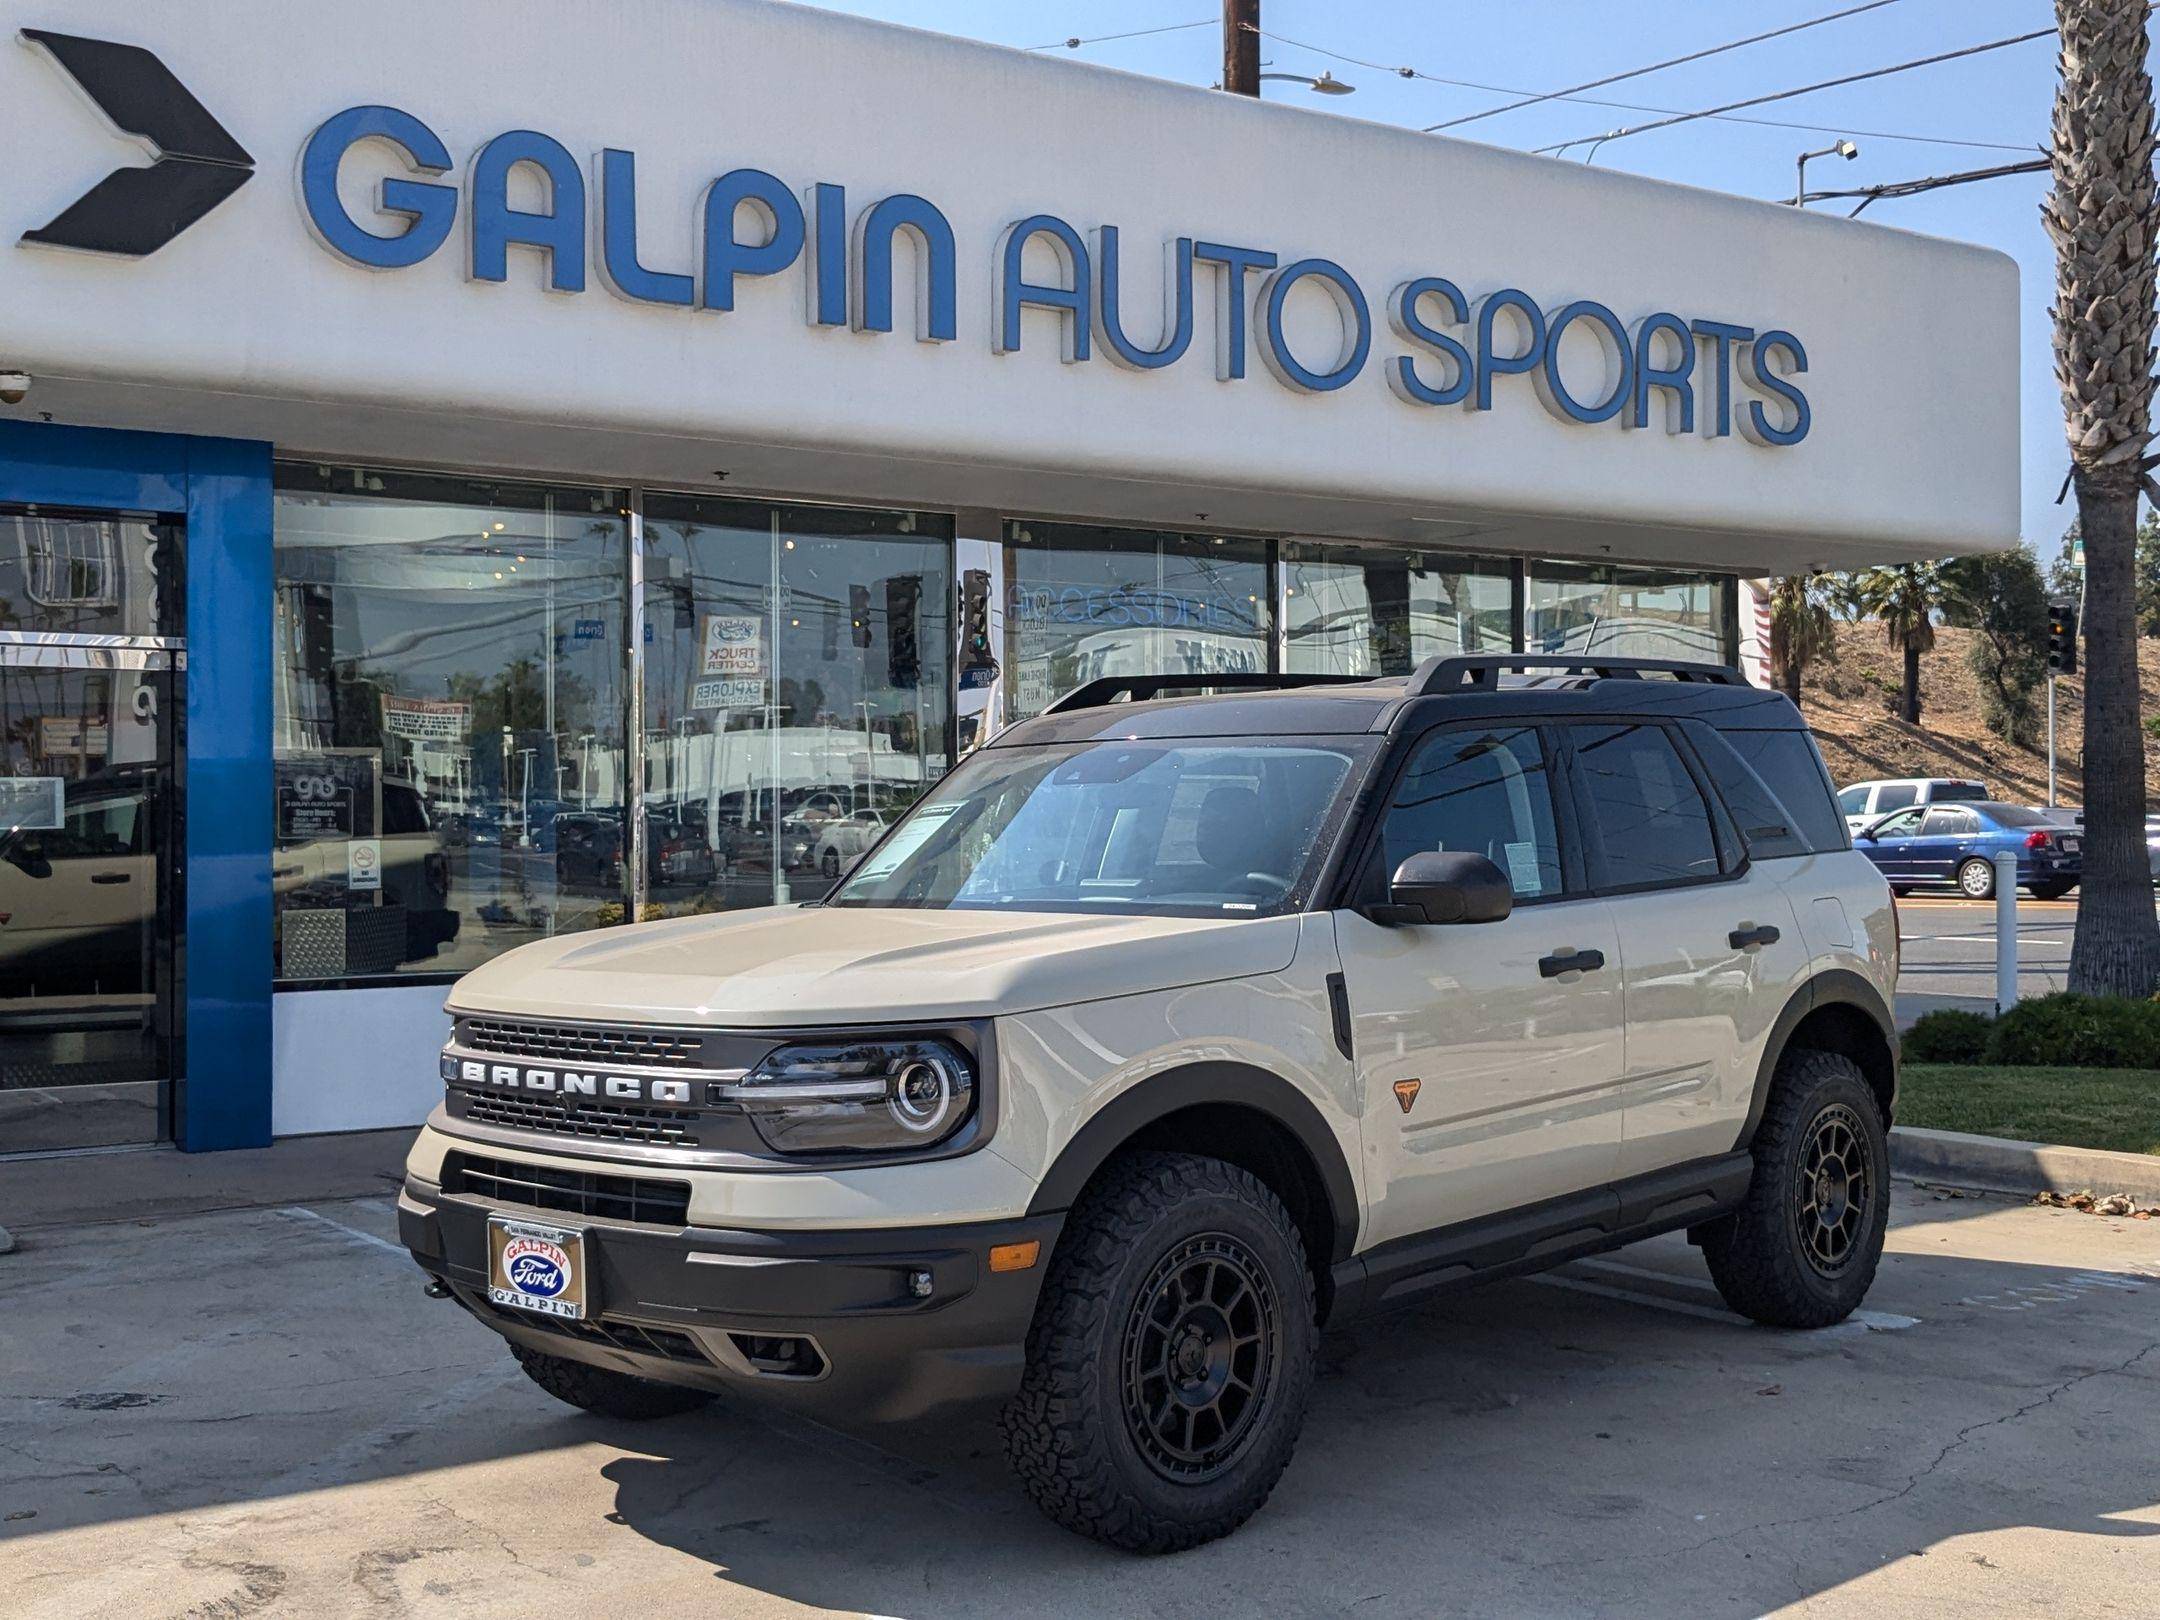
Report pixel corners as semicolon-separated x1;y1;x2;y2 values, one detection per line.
1381;726;1561;901
1837;785;1868;814
1872;807;1926;837
1569;723;1722;887
1721;728;1849;853
1919;807;1973;836
1873;783;1918;813
1684;723;1809;860
1931;781;1988;803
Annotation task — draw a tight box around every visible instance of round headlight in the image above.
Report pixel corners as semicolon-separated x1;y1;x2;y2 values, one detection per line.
722;1037;978;1156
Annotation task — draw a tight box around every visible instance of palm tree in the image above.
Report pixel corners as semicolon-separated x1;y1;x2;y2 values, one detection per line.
1767;574;1836;703
2048;0;2160;995
1853;563;1941;724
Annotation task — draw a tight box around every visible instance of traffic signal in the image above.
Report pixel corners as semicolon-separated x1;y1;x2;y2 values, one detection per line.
2047;600;2078;675
958;568;998;687
885;575;920;689
849;584;873;649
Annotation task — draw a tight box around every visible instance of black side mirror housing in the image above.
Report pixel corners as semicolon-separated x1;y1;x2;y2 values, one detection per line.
1370;850;1513;926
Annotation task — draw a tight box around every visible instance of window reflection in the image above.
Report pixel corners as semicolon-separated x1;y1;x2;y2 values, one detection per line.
271;467;628;982
1526;563;1728;663
1002;521;1272;723
1283;542;1512;676
642;494;952;916
0;509;178;638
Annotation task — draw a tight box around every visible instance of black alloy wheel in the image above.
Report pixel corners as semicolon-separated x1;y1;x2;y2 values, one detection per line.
1793;1103;1872;1278
1120;1234;1282;1483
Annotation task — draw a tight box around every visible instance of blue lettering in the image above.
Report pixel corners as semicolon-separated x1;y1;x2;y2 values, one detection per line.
1258;259;1370;393
1191;241;1278;380
1742;330;1811;447
1536;300;1631;425
597;149;692;307
997;214;1091;362
469;130;585;292
1095;228;1195;370
856;193;956;341
1473;289;1546;411
701;169;804;312
806;181;848;327
300;106;456;270
1629;312;1695;433
1387;277;1473;407
1689;319;1754;437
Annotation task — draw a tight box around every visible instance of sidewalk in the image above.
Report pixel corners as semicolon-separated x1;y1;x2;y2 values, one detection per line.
0;1128;411;1237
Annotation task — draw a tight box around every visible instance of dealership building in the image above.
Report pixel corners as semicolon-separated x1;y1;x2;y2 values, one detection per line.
0;0;2017;1154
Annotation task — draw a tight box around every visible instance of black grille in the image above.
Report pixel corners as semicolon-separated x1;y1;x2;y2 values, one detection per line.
479;1298;709;1365
444;1152;691;1227
460;1091;702;1148
457;1017;705;1069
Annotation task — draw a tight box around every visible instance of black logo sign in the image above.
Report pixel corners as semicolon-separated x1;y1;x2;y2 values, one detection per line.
21;29;253;257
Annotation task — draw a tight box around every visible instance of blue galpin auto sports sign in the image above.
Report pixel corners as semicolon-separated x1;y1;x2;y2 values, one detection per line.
17;29;1810;448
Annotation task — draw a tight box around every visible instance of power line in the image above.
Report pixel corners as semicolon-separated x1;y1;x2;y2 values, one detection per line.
1797;156;2051;215
1536;28;2056;158
1256;27;2035;154
1427;0;1906;133
1027;19;1212;53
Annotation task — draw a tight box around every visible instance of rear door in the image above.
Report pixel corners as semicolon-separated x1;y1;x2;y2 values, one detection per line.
1335;720;1626;1246
1562;719;1808;1178
1914;806;1979;883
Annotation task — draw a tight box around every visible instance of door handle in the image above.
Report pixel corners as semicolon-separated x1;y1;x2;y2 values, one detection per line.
1729;924;1780;950
1538;947;1606;978
90;871;133;885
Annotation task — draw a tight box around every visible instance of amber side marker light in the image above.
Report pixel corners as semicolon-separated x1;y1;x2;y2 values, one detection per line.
988;1240;1041;1273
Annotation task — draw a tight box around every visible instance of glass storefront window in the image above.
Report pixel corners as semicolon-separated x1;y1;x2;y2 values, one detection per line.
1003;521;1272;723
1282;542;1513;676
1525;563;1732;664
0;508;179;638
271;467;629;982
642;494;953;917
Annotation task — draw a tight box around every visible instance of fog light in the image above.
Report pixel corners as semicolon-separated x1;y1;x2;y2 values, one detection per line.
908;1268;934;1298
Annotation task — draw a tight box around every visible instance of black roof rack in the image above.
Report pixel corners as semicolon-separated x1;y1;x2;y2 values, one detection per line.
1407;654;1744;693
1041;672;1374;714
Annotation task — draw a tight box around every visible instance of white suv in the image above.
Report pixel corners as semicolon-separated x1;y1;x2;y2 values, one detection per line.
399;656;1899;1551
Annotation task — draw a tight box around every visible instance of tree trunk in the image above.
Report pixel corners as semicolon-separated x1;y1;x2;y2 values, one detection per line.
1779;658;1801;704
2069;472;2160;994
1901;639;1921;724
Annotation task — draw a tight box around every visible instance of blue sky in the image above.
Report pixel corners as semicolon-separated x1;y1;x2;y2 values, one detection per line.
806;0;2110;564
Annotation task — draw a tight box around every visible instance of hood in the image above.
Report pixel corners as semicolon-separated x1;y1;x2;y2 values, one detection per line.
446;904;1303;1026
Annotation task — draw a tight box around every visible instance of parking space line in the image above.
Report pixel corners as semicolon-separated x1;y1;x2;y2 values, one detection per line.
277;1201;405;1257
1579;1258;1921;1330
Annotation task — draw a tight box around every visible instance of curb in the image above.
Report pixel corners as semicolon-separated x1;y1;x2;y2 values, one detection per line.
1890;1126;2160;1202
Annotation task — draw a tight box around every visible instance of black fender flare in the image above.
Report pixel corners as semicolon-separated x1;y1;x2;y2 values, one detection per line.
1024;1061;1362;1264
1735;968;1899;1148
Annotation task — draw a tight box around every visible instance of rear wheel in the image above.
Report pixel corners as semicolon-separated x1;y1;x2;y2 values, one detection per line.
1956;858;1996;900
1701;1050;1889;1329
821;847;841;879
510;1342;715;1420
2030;881;2075;900
1003;1151;1316;1553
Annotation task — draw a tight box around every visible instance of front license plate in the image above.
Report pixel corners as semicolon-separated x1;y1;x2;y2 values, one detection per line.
488;1217;589;1320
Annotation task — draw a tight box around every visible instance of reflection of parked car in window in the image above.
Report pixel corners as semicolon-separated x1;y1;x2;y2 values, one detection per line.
0;770;156;995
814;809;887;878
1854;800;2079;899
1835;777;1988;834
554;810;719;893
272;779;458;969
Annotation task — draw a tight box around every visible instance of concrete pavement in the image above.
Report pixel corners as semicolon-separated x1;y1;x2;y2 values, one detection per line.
3;1170;2156;1618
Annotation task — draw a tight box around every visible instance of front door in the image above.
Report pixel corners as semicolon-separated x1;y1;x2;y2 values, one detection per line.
0;505;182;1153
1337;721;1625;1248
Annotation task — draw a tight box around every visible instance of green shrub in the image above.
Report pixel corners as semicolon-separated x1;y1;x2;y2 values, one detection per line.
1902;1009;1994;1064
1989;992;2160;1069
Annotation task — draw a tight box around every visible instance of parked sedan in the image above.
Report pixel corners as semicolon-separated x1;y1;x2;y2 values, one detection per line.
812;809;888;879
1855;800;2080;900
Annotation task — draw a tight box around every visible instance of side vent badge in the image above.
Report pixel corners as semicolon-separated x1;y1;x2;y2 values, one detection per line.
1392;1079;1421;1115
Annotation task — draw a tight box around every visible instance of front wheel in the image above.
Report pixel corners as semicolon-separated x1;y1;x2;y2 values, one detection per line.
1956;857;1997;900
1701;1050;1889;1329
1003;1152;1316;1553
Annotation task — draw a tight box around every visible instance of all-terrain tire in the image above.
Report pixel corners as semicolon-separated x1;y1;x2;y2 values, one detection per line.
1002;1151;1317;1553
1701;1050;1889;1329
510;1342;716;1420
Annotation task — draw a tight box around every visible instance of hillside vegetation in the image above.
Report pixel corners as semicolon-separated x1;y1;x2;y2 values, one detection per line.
1797;620;2160;805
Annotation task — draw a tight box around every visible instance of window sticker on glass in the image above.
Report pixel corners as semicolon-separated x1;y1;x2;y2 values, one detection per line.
848;800;964;884
0;776;65;833
1502;840;1544;897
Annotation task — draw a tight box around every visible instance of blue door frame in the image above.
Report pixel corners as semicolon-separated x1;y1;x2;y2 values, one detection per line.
0;421;273;1150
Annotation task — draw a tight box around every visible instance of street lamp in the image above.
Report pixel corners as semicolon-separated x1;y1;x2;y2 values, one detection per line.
1794;139;1859;206
1256;71;1355;95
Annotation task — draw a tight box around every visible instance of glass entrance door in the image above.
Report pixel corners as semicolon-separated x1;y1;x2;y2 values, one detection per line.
0;502;182;1153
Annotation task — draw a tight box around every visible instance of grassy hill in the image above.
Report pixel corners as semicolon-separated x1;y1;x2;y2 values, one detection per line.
1796;620;2160;805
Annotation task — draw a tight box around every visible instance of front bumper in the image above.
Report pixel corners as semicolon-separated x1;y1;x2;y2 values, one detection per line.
398;1174;1061;1424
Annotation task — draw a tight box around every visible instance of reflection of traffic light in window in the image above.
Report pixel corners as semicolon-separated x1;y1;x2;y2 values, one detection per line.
960;568;997;679
886;575;921;689
849;584;873;649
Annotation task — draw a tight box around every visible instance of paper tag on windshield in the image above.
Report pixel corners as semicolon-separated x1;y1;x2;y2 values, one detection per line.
1503;840;1542;897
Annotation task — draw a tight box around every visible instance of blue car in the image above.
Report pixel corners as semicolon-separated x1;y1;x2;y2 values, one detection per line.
1854;799;2081;900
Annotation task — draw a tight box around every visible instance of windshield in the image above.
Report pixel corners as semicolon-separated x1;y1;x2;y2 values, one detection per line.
828;736;1373;915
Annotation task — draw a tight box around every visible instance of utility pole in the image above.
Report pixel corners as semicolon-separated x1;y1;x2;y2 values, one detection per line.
1223;0;1260;96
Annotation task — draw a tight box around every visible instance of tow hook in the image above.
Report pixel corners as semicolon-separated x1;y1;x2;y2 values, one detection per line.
423;1277;452;1300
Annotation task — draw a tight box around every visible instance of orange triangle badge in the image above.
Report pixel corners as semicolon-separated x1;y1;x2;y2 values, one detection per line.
1393;1079;1422;1115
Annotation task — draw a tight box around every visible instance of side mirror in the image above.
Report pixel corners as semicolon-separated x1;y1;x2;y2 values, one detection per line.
1374;850;1513;926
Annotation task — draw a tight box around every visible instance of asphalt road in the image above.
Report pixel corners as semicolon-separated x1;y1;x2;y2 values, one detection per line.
4;1176;2157;1617
1895;894;2082;1028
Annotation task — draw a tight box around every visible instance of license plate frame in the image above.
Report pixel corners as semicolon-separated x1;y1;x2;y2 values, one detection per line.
487;1216;591;1321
